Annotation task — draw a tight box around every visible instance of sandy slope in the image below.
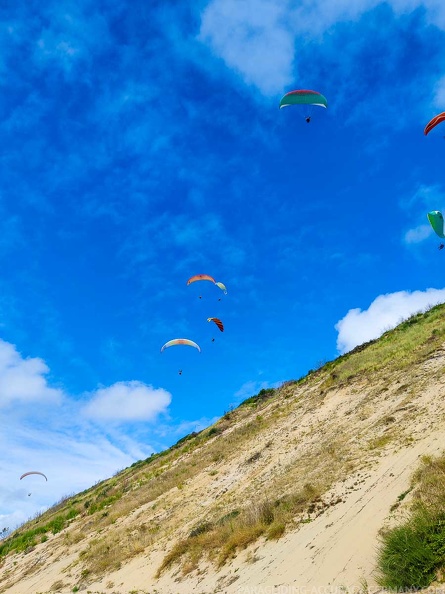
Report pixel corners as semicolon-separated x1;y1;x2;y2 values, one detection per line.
2;350;445;594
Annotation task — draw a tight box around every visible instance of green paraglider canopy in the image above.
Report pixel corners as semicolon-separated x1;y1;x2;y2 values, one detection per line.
427;211;445;239
279;90;328;109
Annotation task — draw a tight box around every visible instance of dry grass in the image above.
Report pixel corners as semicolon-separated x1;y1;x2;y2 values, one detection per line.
410;454;445;514
156;483;324;576
79;523;155;577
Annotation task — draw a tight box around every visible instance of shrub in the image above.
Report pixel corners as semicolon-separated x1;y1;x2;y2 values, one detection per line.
376;512;445;589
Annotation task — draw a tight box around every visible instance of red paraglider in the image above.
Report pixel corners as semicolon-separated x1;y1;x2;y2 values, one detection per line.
207;317;224;332
424;112;445;136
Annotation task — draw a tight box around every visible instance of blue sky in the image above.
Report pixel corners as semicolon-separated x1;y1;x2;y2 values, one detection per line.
2;0;445;530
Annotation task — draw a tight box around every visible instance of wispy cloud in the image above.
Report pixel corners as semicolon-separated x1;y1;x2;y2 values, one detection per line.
404;223;432;244
199;0;295;95
433;74;445;107
402;184;445;245
0;339;62;407
233;378;282;405
335;288;445;353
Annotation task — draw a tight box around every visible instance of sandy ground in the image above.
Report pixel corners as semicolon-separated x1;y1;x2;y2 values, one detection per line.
3;351;445;594
80;431;444;594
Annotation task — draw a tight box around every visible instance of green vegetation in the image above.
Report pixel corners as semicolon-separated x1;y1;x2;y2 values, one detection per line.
78;524;153;576
376;454;445;589
239;387;276;408
319;304;445;388
0;508;80;557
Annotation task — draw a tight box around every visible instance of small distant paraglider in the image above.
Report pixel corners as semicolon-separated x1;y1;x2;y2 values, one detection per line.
160;339;201;353
215;282;227;295
427;211;445;238
207;317;224;332
424;113;445;136
279;90;328;123
427;211;445;249
20;471;48;481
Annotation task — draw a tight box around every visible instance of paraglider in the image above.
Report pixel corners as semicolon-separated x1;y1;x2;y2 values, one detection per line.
187;274;216;286
207;317;224;332
215;282;227;295
279;90;328;123
20;471;48;482
187;275;227;300
160;339;201;353
424;113;445;136
427;211;445;238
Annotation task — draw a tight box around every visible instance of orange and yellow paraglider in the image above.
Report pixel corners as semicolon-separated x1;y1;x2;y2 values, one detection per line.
186;274;216;286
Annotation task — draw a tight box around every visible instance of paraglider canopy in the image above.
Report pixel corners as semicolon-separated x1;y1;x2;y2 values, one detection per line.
160;338;201;353
215;282;227;294
279;90;328;109
424;113;445;136
20;471;48;481
187;274;216;285
427;211;445;239
207;317;224;332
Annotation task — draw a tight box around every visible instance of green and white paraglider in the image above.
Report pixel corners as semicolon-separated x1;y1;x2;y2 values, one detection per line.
279;89;328;123
427;211;445;249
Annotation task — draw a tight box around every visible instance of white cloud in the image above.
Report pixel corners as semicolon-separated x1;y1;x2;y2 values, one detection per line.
0;338;180;533
404;223;432;244
198;0;445;95
335;288;445;353
0;339;62;407
82;380;172;422
198;0;295;95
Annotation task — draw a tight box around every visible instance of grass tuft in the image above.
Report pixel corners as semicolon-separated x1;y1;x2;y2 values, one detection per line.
376;453;445;589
